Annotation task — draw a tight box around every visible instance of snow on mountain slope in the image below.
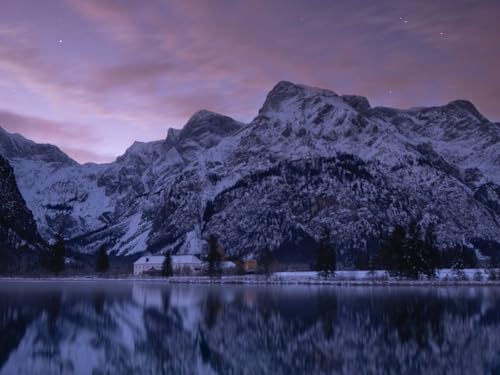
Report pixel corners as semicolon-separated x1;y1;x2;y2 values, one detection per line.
148;81;500;261
369;101;500;186
0;81;499;261
0;110;244;255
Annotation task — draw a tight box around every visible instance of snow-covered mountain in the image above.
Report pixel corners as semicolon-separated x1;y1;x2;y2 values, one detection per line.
0;81;499;261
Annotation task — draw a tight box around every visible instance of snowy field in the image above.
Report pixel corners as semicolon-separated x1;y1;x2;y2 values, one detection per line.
163;269;500;285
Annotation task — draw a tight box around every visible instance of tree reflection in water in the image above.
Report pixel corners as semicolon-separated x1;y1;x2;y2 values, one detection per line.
0;282;500;374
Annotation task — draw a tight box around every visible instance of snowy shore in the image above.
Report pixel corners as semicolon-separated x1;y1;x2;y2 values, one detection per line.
165;269;500;286
2;269;500;286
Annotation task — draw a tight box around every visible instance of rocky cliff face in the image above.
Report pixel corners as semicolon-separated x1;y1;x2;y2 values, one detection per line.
0;155;45;273
1;81;499;262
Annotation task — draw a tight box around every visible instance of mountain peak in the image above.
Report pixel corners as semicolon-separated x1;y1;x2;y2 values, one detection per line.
164;128;181;146
173;110;243;153
0;126;76;166
180;110;242;139
260;81;338;115
118;140;164;162
444;100;483;119
187;109;222;121
341;95;371;113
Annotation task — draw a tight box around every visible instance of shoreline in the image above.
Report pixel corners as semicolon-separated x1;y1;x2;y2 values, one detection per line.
1;274;500;287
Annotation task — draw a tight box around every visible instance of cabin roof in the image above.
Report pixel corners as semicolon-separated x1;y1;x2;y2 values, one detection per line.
172;255;202;264
134;255;202;265
134;256;164;265
221;261;236;268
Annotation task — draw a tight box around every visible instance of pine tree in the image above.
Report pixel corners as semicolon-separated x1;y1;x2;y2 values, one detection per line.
402;220;422;279
490;252;500;269
381;225;406;276
162;252;173;277
95;244;110;273
463;246;478;268
49;235;65;275
207;235;222;278
258;246;275;278
376;231;391;270
316;227;336;278
453;246;465;268
451;245;468;280
354;250;370;270
423;223;439;279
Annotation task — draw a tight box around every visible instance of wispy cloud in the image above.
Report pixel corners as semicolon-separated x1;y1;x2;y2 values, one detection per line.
0;109;111;163
0;0;498;162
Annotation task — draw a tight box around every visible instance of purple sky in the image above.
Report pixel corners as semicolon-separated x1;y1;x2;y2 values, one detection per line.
0;0;499;163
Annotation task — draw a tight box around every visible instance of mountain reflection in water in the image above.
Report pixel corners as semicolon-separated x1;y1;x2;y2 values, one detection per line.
1;281;500;375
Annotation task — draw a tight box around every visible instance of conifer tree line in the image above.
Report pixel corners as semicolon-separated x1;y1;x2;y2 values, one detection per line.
376;220;440;279
43;235;112;276
373;220;484;279
312;221;481;280
199;222;480;281
37;219;488;279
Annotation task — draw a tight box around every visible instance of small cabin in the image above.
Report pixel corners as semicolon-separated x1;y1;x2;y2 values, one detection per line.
133;256;165;275
171;255;204;275
134;254;204;275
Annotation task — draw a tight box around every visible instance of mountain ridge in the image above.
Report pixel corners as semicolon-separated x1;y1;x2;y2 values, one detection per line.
0;127;77;166
0;81;499;263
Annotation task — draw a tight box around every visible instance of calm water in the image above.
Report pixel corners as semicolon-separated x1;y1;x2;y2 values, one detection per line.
1;281;500;375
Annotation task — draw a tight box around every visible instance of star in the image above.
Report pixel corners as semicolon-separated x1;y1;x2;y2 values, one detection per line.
58;39;63;44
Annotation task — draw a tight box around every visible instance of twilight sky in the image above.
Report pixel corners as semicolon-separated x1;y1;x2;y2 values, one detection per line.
0;0;499;163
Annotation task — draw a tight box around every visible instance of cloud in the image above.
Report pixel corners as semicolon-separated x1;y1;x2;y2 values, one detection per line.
66;0;500;117
0;0;498;162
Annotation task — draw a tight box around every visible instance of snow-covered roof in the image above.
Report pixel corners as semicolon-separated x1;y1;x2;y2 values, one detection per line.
134;256;164;265
134;254;202;265
172;255;202;264
221;261;236;269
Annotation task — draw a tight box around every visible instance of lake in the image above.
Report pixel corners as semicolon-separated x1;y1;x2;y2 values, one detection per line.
0;281;499;375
